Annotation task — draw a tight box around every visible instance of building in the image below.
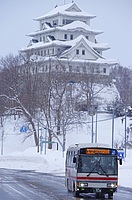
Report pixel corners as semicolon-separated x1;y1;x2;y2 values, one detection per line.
20;2;117;79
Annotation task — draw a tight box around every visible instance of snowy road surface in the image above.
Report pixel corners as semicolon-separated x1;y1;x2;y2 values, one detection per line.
0;168;132;199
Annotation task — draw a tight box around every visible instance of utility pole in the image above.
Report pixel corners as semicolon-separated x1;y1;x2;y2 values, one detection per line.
91;89;94;143
0;116;4;155
95;108;98;143
1;130;4;155
125;108;127;157
112;107;115;148
37;121;39;153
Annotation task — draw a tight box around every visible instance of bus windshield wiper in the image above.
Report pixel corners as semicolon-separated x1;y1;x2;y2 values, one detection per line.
87;163;97;177
98;164;109;177
87;161;109;177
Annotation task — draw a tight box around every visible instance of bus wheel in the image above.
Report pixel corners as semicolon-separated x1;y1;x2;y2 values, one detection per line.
73;191;80;197
67;179;70;192
73;183;80;197
108;192;113;199
96;192;104;199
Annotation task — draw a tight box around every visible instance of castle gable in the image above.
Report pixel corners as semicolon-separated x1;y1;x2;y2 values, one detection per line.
61;35;103;61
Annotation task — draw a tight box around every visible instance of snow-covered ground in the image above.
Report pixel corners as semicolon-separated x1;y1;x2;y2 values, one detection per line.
0;113;131;188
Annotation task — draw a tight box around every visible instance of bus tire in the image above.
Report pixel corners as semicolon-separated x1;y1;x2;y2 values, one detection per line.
73;191;80;197
108;192;113;199
96;192;104;199
67;179;70;192
73;183;80;197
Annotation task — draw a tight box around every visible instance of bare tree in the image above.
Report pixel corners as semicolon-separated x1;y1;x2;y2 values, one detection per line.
0;54;38;146
110;65;132;105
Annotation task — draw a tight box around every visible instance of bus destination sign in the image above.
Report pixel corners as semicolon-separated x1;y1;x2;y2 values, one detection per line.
86;148;110;155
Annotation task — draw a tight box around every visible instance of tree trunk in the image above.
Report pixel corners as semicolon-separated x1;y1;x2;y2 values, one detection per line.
48;129;52;149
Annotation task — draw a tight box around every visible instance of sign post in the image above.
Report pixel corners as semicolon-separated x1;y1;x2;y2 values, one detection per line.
20;126;27;133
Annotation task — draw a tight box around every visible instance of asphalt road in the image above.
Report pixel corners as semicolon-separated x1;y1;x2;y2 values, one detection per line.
0;168;131;200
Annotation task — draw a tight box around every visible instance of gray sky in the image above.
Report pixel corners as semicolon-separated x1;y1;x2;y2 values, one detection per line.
0;0;131;67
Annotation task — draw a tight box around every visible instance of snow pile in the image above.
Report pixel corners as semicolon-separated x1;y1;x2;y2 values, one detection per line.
0;147;65;175
119;150;132;188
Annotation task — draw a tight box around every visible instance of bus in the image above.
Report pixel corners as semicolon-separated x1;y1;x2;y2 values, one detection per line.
65;143;122;199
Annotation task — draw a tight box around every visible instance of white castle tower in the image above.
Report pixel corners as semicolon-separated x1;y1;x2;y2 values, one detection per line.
20;2;117;78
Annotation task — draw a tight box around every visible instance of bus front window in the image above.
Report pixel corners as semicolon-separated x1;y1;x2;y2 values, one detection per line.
77;155;117;175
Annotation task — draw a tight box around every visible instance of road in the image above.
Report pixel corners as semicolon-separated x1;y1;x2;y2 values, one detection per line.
0;168;131;200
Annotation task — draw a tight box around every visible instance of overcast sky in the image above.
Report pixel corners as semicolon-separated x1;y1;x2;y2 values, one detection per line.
0;0;131;67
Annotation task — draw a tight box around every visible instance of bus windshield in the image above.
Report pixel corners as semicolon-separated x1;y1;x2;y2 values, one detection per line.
77;155;118;175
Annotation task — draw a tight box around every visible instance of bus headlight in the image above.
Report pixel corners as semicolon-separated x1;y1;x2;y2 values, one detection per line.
78;182;88;187
107;183;117;188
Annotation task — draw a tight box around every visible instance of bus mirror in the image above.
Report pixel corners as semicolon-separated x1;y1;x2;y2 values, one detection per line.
119;157;122;165
73;157;76;163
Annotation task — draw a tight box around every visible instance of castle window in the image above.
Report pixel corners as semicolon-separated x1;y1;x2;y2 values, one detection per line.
64;34;67;40
44;50;46;56
103;68;106;73
76;49;79;55
41;50;43;56
82;50;85;55
63;19;73;25
70;34;73;40
86;36;89;40
52;48;54;55
53;20;58;26
40;37;42;42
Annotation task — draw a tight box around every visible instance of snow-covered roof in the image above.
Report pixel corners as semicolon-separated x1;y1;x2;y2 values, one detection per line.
20;40;70;51
20;35;110;52
20;35;117;66
60;35;106;60
27;21;102;37
34;2;96;21
60;21;103;34
27;21;103;37
58;56;118;66
61;35;110;52
29;55;118;66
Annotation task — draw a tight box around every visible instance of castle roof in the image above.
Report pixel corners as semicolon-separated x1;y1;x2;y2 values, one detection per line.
20;35;117;65
34;2;95;21
27;21;102;37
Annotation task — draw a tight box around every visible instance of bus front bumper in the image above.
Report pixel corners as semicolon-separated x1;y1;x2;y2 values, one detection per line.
76;182;117;194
